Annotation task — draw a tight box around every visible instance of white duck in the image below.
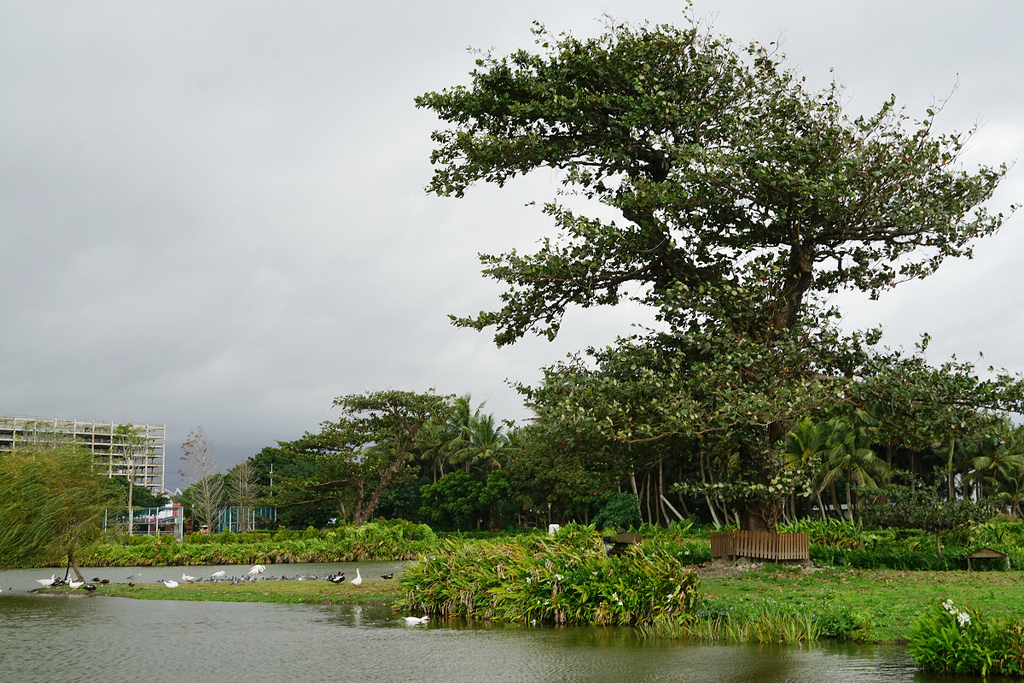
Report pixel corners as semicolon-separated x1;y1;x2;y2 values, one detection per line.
68;579;84;590
163;579;179;588
351;568;362;586
402;615;430;625
181;572;197;583
35;574;59;587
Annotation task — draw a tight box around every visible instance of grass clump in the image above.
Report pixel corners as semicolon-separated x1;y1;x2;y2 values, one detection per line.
395;524;698;626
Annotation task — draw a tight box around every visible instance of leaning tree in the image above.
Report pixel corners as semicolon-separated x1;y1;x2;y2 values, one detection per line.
0;444;117;581
417;16;1015;530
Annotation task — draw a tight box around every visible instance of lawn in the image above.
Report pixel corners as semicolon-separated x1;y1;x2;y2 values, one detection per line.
698;565;1024;642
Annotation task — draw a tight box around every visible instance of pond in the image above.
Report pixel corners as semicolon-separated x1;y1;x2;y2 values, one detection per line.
0;564;944;682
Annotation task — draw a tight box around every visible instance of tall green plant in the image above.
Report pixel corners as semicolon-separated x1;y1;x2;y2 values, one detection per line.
0;444;118;580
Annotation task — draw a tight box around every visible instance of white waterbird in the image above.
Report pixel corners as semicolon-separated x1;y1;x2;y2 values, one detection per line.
402;615;430;625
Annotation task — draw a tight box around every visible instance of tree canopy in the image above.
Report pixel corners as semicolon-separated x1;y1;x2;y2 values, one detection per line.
276;389;453;525
419;17;1011;349
418;16;1019;530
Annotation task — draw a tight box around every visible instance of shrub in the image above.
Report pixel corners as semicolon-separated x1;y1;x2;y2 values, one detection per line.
592;492;642;531
396;523;698;626
910;599;1024;676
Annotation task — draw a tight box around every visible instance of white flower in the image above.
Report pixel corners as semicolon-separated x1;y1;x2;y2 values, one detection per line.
958;612;972;627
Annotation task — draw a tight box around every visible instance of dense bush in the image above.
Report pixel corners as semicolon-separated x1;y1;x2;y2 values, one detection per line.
396;524;698;626
90;520;437;566
591;492;642;531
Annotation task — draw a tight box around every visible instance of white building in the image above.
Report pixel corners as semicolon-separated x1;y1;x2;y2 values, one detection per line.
0;415;166;493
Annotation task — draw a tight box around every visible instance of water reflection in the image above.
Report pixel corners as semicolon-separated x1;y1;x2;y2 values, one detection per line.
0;566;939;683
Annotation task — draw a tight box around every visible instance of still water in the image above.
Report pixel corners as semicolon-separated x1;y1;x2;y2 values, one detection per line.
0;564;942;683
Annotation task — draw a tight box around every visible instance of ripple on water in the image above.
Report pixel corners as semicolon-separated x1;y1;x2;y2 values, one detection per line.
1;596;920;683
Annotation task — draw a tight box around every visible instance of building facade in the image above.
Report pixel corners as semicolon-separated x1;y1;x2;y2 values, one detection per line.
0;415;166;493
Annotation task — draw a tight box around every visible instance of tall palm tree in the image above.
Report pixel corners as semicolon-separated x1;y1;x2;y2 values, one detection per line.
782;417;831;520
821;415;888;521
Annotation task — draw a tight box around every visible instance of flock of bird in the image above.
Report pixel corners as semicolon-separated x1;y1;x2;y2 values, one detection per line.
33;574;105;592
27;566;427;623
31;566;399;588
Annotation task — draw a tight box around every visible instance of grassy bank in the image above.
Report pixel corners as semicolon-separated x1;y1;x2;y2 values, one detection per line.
698;565;1024;643
42;578;399;604
38;560;1024;644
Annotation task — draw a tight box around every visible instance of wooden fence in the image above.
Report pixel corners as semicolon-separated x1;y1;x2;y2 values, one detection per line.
710;530;809;562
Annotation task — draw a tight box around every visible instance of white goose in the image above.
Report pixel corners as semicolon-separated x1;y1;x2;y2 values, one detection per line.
351;568;362;586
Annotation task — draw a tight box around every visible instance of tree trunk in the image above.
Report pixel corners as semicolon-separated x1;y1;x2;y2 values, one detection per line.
127;478;134;536
740;509;775;533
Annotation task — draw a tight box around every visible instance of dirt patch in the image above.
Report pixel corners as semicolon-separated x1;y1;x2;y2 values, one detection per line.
693;557;825;578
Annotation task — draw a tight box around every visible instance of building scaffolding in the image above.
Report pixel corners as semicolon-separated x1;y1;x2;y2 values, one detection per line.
0;415;166;493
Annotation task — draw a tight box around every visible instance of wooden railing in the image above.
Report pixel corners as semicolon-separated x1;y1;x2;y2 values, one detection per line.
710;530;809;562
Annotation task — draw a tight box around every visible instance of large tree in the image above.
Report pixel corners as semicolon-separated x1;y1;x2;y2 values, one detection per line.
418;17;1015;530
278;390;453;525
0;444;118;581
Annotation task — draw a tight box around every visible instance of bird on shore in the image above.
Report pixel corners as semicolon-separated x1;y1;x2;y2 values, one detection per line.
351;568;363;586
247;564;266;579
126;573;141;587
83;584;97;592
163;580;179;588
327;573;346;584
211;570;226;581
182;573;197;583
68;579;84;590
91;577;110;584
402;615;430;625
36;575;59;587
380;572;394;580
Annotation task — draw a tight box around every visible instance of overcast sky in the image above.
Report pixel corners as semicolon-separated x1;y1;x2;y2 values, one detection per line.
3;1;1022;491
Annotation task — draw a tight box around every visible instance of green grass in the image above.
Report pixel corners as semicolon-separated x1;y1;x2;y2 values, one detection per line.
42;578;400;605
699;565;1024;642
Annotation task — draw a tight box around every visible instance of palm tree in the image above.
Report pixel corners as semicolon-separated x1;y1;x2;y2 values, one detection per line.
972;424;1024;499
998;467;1024;518
782;417;831;520
820;415;888;521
